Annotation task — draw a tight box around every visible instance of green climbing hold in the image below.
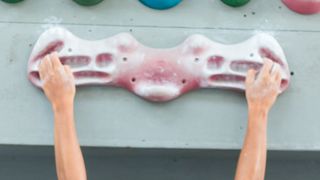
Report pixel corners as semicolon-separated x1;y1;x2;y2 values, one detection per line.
221;0;250;7
1;0;24;3
73;0;104;6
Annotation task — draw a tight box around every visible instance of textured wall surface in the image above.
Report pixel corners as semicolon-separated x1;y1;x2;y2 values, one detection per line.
0;0;319;150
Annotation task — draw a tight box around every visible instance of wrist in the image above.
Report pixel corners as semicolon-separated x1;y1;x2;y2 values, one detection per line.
52;100;75;125
52;99;74;112
248;105;269;126
248;104;269;115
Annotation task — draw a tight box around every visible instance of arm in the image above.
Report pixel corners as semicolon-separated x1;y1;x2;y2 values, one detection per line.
39;53;87;180
235;59;282;180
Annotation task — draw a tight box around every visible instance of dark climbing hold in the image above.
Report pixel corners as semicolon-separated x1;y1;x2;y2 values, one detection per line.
73;0;104;6
221;0;250;7
1;0;24;3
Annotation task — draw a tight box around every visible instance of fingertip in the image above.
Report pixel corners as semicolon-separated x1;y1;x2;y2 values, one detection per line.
64;65;71;71
51;52;62;69
52;51;58;57
39;55;49;75
38;69;44;81
52;52;60;61
247;69;256;76
250;68;257;73
259;58;274;79
64;65;74;76
264;58;273;69
45;54;53;67
276;71;282;84
263;57;273;64
271;65;281;78
43;55;49;64
39;59;44;70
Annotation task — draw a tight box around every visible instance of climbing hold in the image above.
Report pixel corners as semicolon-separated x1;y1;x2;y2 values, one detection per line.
139;0;182;10
282;0;320;15
221;0;250;7
1;0;24;3
73;0;104;6
28;27;291;102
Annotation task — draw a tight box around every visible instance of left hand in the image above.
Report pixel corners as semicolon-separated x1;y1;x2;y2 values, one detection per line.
39;52;76;109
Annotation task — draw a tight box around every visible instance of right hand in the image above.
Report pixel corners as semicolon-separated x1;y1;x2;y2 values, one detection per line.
245;58;282;113
39;52;76;108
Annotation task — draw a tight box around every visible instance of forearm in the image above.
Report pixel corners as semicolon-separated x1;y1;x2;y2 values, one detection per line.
53;102;87;180
235;107;268;180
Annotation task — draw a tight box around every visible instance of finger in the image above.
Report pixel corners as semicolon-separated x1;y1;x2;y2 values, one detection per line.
39;55;50;80
44;53;53;70
271;64;280;78
51;52;62;70
64;65;72;74
245;69;257;85
64;65;75;79
258;58;273;80
273;69;282;88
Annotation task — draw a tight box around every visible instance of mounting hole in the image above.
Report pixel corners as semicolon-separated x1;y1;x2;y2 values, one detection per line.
131;77;136;82
194;58;200;62
182;79;187;84
290;71;294;76
250;53;254;57
123;57;128;62
243;14;247;18
68;48;72;52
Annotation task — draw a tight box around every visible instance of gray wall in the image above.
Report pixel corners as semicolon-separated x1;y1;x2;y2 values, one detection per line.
1;145;320;180
1;1;320;179
0;0;320;151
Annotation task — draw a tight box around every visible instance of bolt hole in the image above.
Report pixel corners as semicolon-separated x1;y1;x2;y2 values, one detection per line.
123;57;128;62
182;79;187;84
68;48;72;52
250;53;254;57
251;12;256;15
290;71;294;76
131;77;136;82
243;14;247;18
194;58;200;62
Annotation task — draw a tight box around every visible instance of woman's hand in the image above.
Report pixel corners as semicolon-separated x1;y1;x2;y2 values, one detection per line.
39;52;75;109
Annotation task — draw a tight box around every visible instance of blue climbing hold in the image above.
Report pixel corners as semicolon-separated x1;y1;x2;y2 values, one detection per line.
139;0;182;10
